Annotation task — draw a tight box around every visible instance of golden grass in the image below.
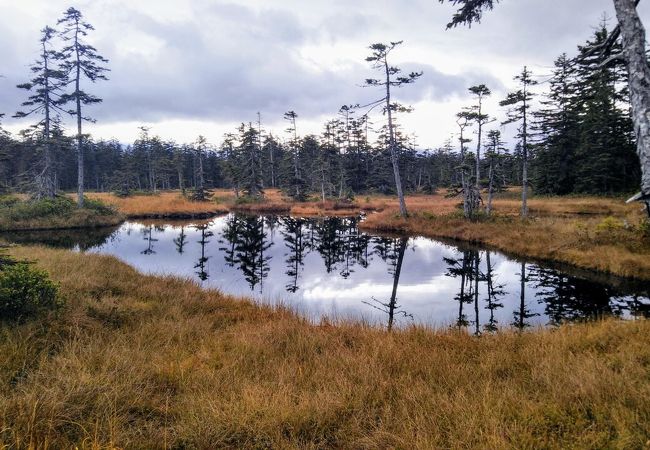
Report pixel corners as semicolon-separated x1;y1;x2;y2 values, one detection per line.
86;192;229;218
360;192;650;280
1;246;649;448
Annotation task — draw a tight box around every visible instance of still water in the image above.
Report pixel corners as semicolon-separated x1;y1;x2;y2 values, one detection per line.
3;214;649;330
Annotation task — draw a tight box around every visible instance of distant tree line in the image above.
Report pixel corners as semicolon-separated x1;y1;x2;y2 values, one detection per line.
0;11;641;211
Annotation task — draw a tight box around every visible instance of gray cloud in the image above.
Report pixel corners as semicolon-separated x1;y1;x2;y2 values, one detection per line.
1;0;649;146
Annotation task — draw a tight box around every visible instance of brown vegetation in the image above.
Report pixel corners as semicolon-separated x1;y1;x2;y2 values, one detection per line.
1;246;649;448
87;191;229;218
361;192;650;280
11;189;644;280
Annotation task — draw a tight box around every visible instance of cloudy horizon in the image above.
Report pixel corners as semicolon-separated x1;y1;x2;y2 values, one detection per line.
2;0;649;149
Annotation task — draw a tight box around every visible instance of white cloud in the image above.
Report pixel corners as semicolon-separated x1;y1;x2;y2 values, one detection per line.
1;0;649;148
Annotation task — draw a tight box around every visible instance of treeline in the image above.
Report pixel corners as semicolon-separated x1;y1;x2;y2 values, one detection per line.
0;16;640;203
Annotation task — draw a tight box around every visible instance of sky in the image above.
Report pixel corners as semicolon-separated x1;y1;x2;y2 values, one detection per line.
1;0;649;150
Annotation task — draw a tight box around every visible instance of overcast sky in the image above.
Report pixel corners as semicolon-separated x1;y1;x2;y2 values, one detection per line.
1;0;649;149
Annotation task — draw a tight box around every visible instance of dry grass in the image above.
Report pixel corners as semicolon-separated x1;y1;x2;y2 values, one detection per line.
361;192;650;281
86;192;229;218
1;246;650;449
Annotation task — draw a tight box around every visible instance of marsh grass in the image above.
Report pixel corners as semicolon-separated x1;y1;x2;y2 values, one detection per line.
0;246;649;448
0;196;122;231
361;193;650;281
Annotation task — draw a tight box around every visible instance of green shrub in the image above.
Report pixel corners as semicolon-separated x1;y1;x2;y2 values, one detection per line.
234;195;262;205
0;195;19;207
2;196;75;221
0;196;116;223
0;262;60;321
82;197;116;215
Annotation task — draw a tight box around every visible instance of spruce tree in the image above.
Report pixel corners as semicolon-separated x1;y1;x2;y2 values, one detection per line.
364;41;422;217
238;123;264;198
57;7;109;208
467;84;492;203
532;53;580;195
500;66;537;217
14;26;67;199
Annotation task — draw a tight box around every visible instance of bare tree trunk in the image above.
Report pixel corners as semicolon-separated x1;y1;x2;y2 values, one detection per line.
521;74;529;218
459;125;470;219
614;0;650;214
475;102;483;198
178;167;184;194
74;19;84;208
473;252;480;336
40;38;56;199
384;59;408;218
486;159;494;215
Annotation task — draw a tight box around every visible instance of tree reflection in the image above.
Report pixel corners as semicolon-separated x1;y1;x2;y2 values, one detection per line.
314;217;345;273
280;217;309;293
194;224;213;281
484;251;505;332
513;262;538;330
529;266;633;325
445;250;476;331
219;215;272;292
364;236;412;331
141;224;158;255
173;226;188;254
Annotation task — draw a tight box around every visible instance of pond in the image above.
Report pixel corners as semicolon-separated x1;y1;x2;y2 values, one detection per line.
3;213;649;331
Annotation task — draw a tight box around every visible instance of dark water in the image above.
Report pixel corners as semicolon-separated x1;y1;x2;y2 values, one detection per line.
3;214;649;330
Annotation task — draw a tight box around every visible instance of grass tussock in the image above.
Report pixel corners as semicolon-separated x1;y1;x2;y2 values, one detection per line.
0;195;123;231
1;246;649;448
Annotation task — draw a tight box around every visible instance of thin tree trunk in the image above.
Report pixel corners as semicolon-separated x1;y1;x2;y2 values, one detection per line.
487;158;494;215
614;0;650;213
384;58;408;218
476;101;483;197
521;72;529;218
473;252;480;336
41;37;55;199
74;18;84;208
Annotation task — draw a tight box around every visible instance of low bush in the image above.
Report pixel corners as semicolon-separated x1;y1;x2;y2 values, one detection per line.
1;196;116;221
0;258;60;321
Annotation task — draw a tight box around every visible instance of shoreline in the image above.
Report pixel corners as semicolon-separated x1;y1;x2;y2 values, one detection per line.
1;189;648;281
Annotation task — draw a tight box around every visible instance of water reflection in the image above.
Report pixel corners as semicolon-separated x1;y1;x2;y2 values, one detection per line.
194;224;213;281
1;214;648;330
363;237;412;331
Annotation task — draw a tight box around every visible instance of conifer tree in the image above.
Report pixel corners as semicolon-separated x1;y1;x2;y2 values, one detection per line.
14;26;67;198
573;24;638;194
485;130;506;215
283;110;308;200
500;67;537;217
238;123;264;198
440;0;650;214
190;135;211;201
455;110;476;218
467;84;492;203
364;41;422;217
532;53;580;195
57;7;109;208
